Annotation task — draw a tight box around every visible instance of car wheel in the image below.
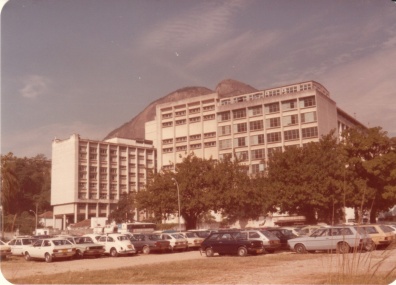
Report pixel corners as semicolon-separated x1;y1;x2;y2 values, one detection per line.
75;249;83;259
294;244;307;254
24;252;31;261
142;246;150;254
205;247;214;257
337;242;350;254
45;253;53;263
110;248;119;257
237;247;248;257
364;241;375;252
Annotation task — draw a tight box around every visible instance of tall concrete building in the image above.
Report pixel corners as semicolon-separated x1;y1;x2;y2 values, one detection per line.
145;80;364;172
51;134;155;229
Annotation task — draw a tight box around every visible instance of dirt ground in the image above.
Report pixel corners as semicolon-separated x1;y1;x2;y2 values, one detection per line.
1;249;396;284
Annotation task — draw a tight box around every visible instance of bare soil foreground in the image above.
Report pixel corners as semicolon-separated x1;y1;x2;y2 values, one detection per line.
1;249;396;284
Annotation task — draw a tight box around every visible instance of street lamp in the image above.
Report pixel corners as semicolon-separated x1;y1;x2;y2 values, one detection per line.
171;178;181;232
29;208;38;235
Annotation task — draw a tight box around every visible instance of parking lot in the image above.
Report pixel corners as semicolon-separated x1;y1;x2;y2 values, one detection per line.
2;248;396;284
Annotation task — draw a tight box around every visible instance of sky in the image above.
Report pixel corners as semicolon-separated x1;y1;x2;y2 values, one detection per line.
1;0;396;159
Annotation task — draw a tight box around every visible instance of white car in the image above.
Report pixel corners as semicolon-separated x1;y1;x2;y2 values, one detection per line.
159;233;188;251
7;237;37;256
179;232;204;249
97;233;136;257
24;238;76;262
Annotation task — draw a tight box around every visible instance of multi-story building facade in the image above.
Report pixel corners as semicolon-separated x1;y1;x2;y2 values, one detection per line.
145;80;364;172
51;134;155;229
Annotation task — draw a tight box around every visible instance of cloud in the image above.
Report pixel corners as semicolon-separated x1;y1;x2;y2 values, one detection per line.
139;0;247;52
19;75;51;99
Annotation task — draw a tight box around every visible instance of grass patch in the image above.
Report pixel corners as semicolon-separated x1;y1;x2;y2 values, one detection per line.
6;254;318;284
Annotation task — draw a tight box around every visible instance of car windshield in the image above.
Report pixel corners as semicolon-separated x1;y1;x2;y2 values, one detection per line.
77;237;94;244
117;236;129;241
171;234;184;239
261;230;277;239
53;239;72;246
184;232;198;238
147;234;161;241
380;225;394;233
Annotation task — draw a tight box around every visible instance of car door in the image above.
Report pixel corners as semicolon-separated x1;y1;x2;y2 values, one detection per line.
217;233;238;254
306;229;332;250
30;239;44;258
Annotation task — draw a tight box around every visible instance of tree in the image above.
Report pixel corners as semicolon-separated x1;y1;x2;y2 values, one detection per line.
108;191;136;223
266;132;345;224
1;153;20;214
342;127;396;223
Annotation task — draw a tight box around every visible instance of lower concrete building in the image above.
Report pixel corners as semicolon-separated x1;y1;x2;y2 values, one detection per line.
51;134;155;229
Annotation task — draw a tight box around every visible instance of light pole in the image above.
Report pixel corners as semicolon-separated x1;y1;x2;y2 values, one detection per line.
29;204;38;235
171;178;181;232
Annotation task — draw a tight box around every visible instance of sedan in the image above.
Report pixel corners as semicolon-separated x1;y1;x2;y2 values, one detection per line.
0;240;12;260
179;232;205;250
62;236;105;258
201;231;264;257
24;238;76;262
127;233;171;254
288;226;374;254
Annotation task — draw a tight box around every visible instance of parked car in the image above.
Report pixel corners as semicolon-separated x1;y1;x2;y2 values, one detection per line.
179;232;204;250
159;233;188;252
24;238;76;262
288;226;374;254
96;233;136;257
7;237;37;256
354;224;395;249
126;233;171;254
61;236;105;258
200;231;264;257
279;226;302;237
82;234;103;242
243;230;280;253
0;240;12;260
297;225;324;236
265;228;297;250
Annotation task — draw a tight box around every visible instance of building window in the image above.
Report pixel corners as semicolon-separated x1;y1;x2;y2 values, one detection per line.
203;114;215;120
189;117;201;123
190;143;202;149
162;113;172;119
251;163;265;174
162;122;173;128
283;114;299;126
248;106;263;117
250;134;265;145
234;137;247;147
302;127;318;138
218;125;231;136
204;141;216;147
220;99;231;105
204;132;216;139
219;139;232;150
90;174;97;180
176;119;186;125
175;136;187;143
300;83;312;91
176;145;187;151
219;153;232;160
189;107;200;114
267;132;282;143
233;122;247;133
284;129;300;141
249;120;263;131
190;134;201;141
218;111;231;122
251;149;265;160
163;147;173;153
175;110;186;116
266;117;281;128
265;103;280;114
203;105;215;111
282;100;297;111
162;138;173;144
299;96;316;108
235;151;248;161
233;109;246;119
301;111;317;123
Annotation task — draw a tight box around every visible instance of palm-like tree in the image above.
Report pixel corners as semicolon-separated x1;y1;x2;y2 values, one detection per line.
1;152;19;214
